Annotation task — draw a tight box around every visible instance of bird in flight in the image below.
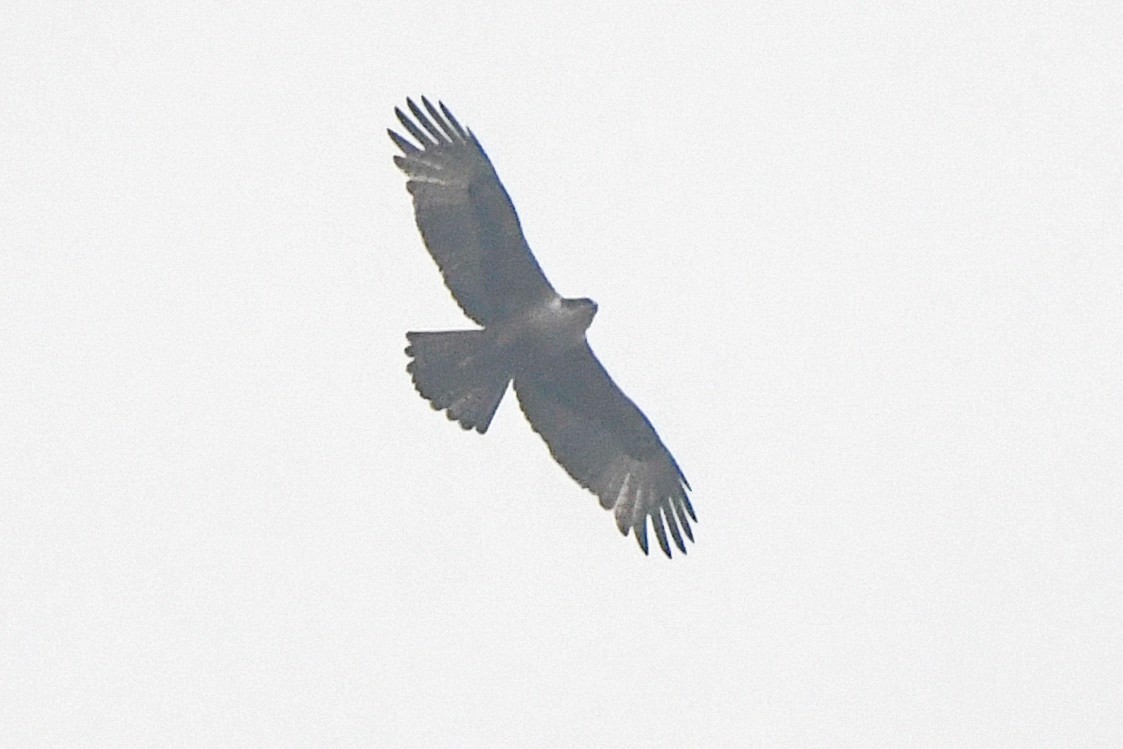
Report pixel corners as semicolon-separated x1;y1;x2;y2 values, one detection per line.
389;98;695;557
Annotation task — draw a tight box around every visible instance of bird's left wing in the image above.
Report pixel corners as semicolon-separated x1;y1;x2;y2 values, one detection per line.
389;98;557;326
514;344;695;557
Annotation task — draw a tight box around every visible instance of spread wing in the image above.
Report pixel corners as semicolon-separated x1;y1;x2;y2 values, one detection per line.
389;98;557;326
514;343;695;558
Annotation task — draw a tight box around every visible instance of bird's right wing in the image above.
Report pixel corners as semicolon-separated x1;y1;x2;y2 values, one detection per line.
514;343;695;558
389;98;557;326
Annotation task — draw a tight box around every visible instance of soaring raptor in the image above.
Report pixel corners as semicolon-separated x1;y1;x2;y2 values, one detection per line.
390;98;695;557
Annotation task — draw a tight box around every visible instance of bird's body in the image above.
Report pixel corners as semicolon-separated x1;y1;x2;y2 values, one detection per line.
498;297;598;358
390;98;695;557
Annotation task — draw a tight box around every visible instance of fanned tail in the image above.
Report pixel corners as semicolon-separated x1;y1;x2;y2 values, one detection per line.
405;330;509;433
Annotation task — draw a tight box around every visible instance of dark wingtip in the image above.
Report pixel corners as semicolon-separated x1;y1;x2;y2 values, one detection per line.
670;492;695;544
441;102;465;137
388;129;420;156
652;519;672;559
683;494;697;522
407;97;449;144
634;520;650;555
663;506;687;555
395;103;433;147
677;510;694;543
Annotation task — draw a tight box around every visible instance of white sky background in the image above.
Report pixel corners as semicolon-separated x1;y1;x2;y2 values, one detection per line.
2;2;1121;746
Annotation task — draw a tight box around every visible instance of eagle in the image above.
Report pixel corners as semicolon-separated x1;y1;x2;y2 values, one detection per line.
389;98;695;557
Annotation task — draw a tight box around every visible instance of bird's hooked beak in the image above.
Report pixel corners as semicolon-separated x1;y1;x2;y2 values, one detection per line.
578;298;598;326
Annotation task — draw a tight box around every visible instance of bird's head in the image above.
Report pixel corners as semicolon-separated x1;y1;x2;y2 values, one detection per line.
563;297;598;330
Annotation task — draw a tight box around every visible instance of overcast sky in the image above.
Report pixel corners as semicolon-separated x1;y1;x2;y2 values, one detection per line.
3;3;1121;747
